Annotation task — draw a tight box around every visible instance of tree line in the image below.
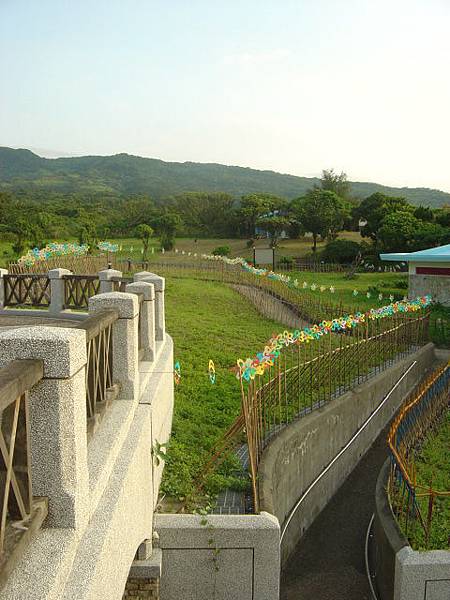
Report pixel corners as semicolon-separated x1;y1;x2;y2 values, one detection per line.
0;169;448;261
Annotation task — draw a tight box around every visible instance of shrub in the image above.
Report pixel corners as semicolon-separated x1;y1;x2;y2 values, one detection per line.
367;285;382;296
212;245;231;256
160;236;174;251
278;255;294;265
322;239;362;264
379;278;408;289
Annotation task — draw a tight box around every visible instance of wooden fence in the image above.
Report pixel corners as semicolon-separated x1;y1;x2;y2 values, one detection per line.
3;275;51;307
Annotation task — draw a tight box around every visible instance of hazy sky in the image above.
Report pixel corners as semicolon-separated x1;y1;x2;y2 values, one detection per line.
1;0;450;191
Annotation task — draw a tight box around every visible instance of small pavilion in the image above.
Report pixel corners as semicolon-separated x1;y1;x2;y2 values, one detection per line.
380;243;450;306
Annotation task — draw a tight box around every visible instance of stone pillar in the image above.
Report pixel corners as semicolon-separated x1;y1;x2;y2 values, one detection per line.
0;326;89;529
134;272;165;341
88;292;139;401
49;268;72;316
0;268;8;309
98;269;123;294
125;281;156;361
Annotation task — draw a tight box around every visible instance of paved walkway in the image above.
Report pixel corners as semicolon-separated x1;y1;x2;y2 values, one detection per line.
280;427;389;600
0;315;79;330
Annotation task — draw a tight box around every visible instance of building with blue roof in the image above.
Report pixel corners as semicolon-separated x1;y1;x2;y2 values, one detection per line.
380;244;450;305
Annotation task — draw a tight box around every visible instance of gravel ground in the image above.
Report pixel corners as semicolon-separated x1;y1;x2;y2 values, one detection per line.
280;427;389;600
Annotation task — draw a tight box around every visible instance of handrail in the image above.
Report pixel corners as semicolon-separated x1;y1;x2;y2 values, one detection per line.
3;274;51;307
279;362;417;543
76;309;119;342
0;358;47;572
0;360;44;412
76;309;120;433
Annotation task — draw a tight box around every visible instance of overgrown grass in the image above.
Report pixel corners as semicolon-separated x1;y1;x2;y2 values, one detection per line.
161;277;287;502
403;410;450;550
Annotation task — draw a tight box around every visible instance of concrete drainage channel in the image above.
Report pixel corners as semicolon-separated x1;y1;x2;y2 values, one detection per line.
365;515;380;600
280;423;393;600
212;444;251;514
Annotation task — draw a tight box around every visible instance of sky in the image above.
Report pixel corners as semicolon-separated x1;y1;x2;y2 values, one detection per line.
1;0;450;191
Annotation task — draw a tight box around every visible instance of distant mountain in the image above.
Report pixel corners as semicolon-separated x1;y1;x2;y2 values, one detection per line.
1;146;449;207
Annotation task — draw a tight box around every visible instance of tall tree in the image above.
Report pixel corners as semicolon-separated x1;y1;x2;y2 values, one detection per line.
153;213;181;250
291;190;346;252
320;168;351;200
256;215;290;247
239;194;287;236
166;192;236;237
377;211;420;252
414;205;434;222
136;223;154;260
356;193;413;241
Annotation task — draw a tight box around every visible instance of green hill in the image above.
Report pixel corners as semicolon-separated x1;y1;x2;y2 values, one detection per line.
1;146;449;207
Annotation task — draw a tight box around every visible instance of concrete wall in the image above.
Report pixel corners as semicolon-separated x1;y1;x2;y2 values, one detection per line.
374;460;450;600
123;576;159;599
394;547;450;600
373;460;409;600
258;343;439;565
155;513;280;600
230;284;309;328
409;273;450;306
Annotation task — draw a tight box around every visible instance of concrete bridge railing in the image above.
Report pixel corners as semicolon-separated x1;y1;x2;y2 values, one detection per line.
0;272;173;600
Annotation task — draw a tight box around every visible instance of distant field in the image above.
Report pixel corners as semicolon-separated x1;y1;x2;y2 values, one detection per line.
108;231;363;262
0;232;365;268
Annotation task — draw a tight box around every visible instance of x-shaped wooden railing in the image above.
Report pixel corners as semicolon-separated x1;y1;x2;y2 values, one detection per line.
0;359;48;584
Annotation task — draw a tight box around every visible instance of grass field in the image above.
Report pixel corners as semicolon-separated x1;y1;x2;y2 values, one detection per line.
110;231;363;261
159;271;438;507
0;232;364;267
161;277;287;502
285;270;408;311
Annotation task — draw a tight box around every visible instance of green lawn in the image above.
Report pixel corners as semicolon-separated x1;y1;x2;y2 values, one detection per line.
162;277;287;502
284;270;409;312
160;273;434;507
403;410;450;550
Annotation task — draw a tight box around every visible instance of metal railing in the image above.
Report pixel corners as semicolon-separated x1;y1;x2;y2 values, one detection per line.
387;363;450;549
3;274;50;308
429;315;450;348
0;359;48;581
114;260;352;324
276;260;346;273
76;310;120;435
196;313;430;511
